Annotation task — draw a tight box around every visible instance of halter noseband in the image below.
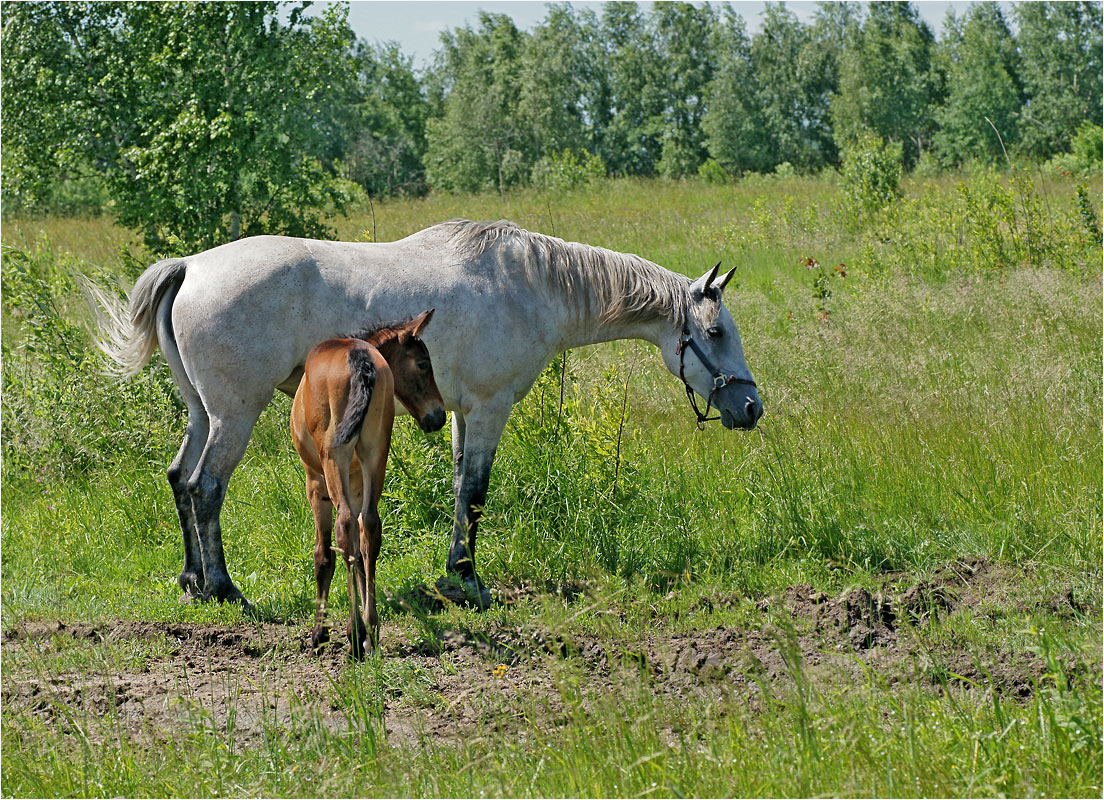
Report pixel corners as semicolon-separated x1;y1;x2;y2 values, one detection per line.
676;326;757;430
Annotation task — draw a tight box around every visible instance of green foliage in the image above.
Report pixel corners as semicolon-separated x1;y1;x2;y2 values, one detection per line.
424;13;529;194
933;4;1023;165
696;158;729;186
1046;123;1104;178
831;2;942;166
1;245;182;477
344;42;430;197
839;133;903;217
530;149;606;191
1;2;359;252
1015;2;1104;160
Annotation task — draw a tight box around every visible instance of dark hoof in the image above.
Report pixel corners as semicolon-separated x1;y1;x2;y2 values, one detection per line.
462;577;493;610
311;626;330;653
203;584;254;615
178;570;204;596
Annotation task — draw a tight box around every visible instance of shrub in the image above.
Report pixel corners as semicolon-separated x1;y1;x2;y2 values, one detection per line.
1045;122;1104;178
697;158;730;185
839;133;903;218
531;149;606;191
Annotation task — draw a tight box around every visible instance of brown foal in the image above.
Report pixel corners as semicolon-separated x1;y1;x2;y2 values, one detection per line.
291;310;446;658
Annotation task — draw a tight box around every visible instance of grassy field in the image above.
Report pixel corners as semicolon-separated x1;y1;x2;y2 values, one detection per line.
2;171;1101;797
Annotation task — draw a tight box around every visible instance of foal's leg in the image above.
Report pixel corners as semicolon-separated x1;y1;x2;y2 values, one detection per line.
357;437;389;654
446;397;511;608
321;452;368;659
307;471;335;651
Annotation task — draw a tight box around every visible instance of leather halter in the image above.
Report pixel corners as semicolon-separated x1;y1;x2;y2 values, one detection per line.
676;326;757;429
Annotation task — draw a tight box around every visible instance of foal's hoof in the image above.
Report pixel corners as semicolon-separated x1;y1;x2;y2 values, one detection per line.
311;626;330;653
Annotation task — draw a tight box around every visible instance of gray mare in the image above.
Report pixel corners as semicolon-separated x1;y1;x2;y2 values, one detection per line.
96;220;762;608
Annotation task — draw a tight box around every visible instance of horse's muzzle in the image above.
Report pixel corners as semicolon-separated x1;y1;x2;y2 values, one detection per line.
719;393;763;430
419;408;447;433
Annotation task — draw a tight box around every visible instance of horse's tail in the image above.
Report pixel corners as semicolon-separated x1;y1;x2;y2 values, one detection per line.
333;348;378;446
87;258;187;378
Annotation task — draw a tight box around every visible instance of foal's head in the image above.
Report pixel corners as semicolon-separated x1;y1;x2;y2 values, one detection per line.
366;310;447;433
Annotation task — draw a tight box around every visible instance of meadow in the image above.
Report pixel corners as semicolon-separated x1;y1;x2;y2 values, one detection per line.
1;170;1101;797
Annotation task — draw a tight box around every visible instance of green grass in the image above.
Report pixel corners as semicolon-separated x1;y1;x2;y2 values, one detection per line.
2;172;1101;797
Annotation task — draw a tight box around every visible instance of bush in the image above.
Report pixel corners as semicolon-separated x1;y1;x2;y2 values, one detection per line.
1;245;183;478
697;158;730;185
531;149;606;191
1045;122;1104;178
839;133;903;217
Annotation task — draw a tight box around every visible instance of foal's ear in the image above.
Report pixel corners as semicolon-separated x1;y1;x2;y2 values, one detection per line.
410;308;435;337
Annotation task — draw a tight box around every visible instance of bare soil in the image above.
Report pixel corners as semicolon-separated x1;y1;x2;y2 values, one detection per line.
0;559;1062;748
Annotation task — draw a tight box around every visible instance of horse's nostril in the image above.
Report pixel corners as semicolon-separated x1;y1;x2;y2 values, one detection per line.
745;400;757;420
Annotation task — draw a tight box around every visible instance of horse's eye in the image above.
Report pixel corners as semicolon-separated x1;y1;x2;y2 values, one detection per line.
707;326;724;339
417;359;430;371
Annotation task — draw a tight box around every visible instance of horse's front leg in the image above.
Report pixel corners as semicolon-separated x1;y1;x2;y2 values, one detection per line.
446;398;511;609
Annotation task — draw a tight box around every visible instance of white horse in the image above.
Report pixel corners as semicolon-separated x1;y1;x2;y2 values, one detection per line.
95;220;762;609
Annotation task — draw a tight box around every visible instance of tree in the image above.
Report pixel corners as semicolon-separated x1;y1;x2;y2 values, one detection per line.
423;13;529;193
1;2;359;251
651;2;719;177
750;4;837;171
703;9;773;175
1015;1;1103;159
596;2;666;176
933;5;1022;165
517;4;595;162
831;1;941;165
346;41;430;197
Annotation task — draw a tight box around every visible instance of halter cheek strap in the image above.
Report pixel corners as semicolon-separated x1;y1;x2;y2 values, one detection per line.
677;327;757;430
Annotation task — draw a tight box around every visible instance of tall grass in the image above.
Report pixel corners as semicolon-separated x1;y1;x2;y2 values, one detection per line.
2;172;1101;796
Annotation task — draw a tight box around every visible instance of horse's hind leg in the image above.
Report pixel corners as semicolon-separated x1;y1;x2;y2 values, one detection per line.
169;411;208;599
307;472;335;651
188;406;266;609
156;288;208;600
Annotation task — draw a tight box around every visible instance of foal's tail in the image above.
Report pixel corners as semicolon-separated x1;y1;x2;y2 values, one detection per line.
333;348;378;446
87;258;187;378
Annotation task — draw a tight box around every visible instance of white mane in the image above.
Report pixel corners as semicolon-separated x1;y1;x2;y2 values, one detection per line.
438;219;692;329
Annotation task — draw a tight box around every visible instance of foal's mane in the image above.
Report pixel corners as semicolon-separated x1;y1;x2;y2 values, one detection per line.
345;317;417;348
437;219;691;328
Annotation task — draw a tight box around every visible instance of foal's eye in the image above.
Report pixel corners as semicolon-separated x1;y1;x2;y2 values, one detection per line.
707;326;724;339
417;359;431;371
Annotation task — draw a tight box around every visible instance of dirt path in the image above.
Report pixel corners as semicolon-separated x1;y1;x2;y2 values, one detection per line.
1;560;1065;748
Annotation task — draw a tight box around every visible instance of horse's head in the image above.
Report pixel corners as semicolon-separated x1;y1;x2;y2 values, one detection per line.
660;263;762;430
379;309;447;433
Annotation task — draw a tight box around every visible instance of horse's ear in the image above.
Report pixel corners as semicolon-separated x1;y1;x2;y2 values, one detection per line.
410;308;435;337
716;266;737;293
690;262;722;294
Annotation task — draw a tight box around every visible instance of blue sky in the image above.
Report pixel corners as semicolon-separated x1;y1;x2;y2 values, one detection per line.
330;1;1015;68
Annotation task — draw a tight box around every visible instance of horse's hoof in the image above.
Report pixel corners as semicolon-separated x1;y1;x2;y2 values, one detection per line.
178;571;204;595
461;576;493;610
178;591;199;606
311;627;330;653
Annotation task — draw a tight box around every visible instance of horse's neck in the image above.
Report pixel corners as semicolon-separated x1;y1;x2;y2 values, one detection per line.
560;314;670;351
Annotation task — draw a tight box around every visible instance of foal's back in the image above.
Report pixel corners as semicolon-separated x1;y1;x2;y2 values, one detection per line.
291;338;395;487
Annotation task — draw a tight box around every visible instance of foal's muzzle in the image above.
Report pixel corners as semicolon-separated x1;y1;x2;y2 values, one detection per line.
419;408;447;433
